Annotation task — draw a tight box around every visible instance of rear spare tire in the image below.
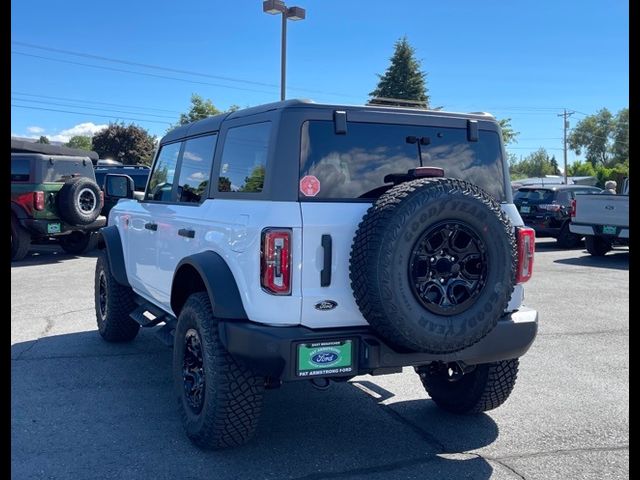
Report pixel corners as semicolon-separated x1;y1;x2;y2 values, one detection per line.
350;178;516;354
58;177;101;225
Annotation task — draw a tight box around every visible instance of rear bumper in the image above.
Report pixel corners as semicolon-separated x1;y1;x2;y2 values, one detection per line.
219;308;539;382
20;216;107;236
570;222;629;239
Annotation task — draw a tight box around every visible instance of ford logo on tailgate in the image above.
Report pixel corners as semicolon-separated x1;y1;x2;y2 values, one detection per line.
605;205;615;210
314;300;338;311
311;351;339;365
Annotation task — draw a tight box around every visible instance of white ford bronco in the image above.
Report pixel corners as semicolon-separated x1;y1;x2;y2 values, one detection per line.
96;99;538;449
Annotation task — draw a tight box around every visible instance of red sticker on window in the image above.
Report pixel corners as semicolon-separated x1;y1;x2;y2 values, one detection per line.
300;175;321;197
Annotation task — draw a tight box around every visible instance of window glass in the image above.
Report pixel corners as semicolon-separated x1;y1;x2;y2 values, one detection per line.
11;158;31;182
300;121;506;201
146;142;181;202
513;189;554;204
556;191;571;205
176;134;217;203
218;122;271;193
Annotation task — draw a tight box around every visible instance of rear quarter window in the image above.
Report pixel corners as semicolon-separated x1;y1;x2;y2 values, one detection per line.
299;120;506;201
11;158;31;182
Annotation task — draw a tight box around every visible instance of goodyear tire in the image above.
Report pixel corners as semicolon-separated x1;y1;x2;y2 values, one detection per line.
173;292;264;449
95;250;139;342
350;178;516;354
417;359;519;414
11;215;31;261
58;177;102;225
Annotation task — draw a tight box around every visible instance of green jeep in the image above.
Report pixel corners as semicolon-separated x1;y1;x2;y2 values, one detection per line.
11;153;106;261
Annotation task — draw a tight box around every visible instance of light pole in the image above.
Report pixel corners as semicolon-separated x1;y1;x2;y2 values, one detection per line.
262;0;306;101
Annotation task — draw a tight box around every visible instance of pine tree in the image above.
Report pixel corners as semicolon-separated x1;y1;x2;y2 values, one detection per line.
369;37;429;108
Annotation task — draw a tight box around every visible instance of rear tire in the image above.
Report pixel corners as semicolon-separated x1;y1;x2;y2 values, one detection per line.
11;215;31;261
585;235;611;256
173;292;264;449
417;359;519;414
94;250;139;342
556;223;580;248
60;231;98;255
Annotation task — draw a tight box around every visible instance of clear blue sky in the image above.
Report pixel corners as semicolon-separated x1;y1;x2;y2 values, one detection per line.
11;0;628;168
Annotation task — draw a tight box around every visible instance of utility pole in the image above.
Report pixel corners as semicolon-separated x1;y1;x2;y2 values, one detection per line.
558;109;574;184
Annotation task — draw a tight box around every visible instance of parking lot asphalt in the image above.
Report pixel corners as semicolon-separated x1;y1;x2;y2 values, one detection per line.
11;239;628;480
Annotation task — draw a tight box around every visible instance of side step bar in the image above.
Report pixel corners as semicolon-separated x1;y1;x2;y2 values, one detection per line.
130;301;177;348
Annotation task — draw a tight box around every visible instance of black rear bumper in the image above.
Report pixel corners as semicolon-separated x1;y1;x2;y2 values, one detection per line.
20;216;107;237
219;308;538;382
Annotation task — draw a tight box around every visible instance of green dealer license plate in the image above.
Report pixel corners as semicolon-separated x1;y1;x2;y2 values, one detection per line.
297;340;353;377
602;225;616;235
47;223;61;234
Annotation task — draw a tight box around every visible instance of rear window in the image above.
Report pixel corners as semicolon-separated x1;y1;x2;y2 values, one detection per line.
39;158;95;182
11;158;31;182
514;189;555;203
299;121;506;201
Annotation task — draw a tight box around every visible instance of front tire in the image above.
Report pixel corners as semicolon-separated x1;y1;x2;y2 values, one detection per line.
417;359;519;414
585;235;611;256
94;250;139;342
173;292;264;449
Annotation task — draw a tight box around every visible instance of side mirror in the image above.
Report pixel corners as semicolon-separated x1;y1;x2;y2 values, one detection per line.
104;174;135;199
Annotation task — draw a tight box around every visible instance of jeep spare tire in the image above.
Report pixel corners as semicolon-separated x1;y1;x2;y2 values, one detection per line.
57;177;102;225
350;178;517;354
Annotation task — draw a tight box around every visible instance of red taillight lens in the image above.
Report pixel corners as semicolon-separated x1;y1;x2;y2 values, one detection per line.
539;203;561;212
261;228;292;295
33;191;45;211
570;199;576;218
516;227;535;283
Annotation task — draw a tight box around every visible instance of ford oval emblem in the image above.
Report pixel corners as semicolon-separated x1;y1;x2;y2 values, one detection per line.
315;300;338;311
605;205;615;210
311;351;339;365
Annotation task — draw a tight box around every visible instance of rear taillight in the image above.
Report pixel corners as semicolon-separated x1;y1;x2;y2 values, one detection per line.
539;203;561;212
570;199;576;218
33;191;45;211
261;228;292;295
516;227;535;283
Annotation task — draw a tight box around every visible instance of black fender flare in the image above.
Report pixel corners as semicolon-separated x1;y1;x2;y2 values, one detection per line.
171;251;248;320
99;225;130;287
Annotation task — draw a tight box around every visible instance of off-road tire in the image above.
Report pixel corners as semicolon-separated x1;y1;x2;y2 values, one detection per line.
585;235;611;256
557;223;580;249
417;359;519;414
58;177;102;225
60;231;98;255
94;250;139;342
173;292;264;449
11;215;31;261
350;178;517;354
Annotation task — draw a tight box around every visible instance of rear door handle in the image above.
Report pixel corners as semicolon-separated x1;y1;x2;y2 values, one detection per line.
144;222;158;231
178;228;195;239
321;234;332;287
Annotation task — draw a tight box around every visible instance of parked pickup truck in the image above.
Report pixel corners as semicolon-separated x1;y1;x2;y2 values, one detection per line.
569;178;629;256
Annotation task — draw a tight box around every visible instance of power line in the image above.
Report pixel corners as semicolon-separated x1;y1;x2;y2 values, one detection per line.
12;91;182;114
11;97;176;120
11;104;171;125
11;40;360;99
12;51;279;95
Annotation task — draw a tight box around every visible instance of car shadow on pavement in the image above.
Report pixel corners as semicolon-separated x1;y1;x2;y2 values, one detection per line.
11;245;98;267
554;250;629;271
11;330;501;480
